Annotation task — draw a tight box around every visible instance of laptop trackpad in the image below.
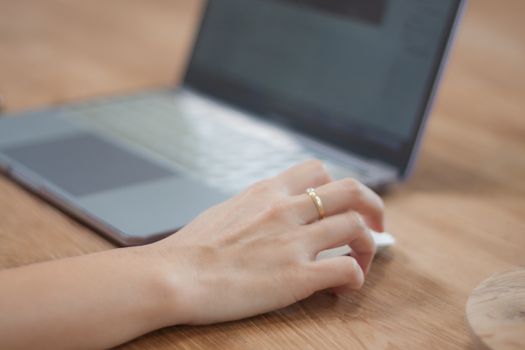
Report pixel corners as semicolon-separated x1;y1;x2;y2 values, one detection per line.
78;176;228;243
2;131;228;243
3;132;176;197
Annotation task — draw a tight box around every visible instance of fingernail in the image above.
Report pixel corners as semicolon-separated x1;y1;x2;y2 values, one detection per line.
352;259;365;288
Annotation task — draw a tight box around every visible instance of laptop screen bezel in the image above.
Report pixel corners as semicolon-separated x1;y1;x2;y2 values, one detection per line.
183;0;464;177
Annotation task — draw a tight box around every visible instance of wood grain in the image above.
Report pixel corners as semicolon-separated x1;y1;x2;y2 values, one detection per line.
0;0;524;349
467;267;525;350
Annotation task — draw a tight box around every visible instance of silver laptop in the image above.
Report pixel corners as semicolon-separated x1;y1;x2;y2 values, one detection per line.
0;0;465;246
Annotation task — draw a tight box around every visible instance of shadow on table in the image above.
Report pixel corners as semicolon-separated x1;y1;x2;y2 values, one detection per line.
120;250;470;349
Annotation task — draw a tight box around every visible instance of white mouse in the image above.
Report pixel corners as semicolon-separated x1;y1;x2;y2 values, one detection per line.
316;231;395;260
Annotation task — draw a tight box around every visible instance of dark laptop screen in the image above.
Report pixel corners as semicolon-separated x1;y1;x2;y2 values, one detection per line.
185;0;461;174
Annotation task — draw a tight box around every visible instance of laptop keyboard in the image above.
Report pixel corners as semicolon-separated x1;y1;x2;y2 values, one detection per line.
66;91;365;193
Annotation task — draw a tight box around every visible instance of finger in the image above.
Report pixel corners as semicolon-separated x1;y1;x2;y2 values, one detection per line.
303;211;376;274
274;159;332;195
307;256;365;292
293;178;384;231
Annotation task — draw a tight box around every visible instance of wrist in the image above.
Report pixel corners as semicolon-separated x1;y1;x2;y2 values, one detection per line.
135;243;194;327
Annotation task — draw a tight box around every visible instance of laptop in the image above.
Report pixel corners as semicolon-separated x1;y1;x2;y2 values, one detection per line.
0;0;465;246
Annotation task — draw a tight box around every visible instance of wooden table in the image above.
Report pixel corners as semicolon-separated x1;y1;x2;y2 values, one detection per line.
1;1;524;348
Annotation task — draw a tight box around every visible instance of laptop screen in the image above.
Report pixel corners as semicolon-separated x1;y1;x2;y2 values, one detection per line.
185;0;462;175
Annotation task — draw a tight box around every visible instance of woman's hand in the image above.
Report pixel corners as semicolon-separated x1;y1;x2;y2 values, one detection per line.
0;160;384;350
151;160;384;325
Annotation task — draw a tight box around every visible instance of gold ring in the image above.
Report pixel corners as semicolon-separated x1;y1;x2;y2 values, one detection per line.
306;188;325;220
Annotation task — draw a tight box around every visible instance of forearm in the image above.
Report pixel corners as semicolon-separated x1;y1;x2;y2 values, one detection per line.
0;246;176;350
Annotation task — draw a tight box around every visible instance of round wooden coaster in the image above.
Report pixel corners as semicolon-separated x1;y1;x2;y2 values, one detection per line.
466;267;525;350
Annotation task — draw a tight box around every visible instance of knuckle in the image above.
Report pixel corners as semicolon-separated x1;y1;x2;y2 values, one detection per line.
351;211;367;231
340;178;363;199
305;159;324;169
246;179;273;195
309;159;331;183
339;178;361;194
264;198;294;221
